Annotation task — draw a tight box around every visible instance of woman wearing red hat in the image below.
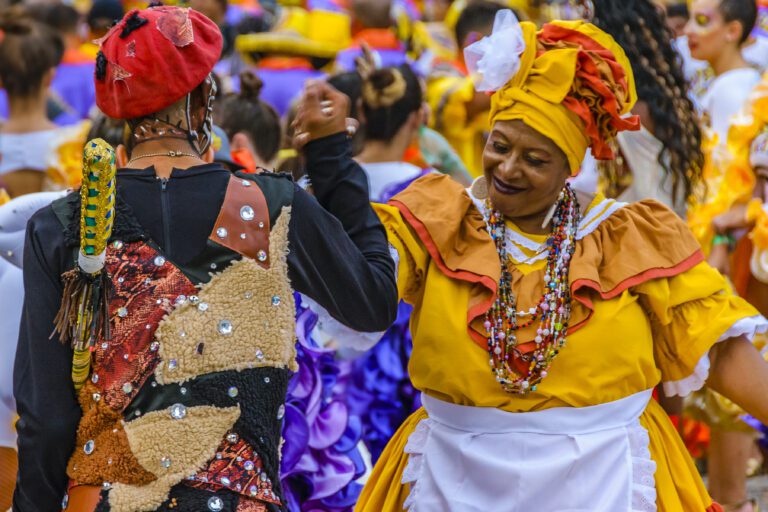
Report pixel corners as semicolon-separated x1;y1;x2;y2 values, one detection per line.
12;6;397;512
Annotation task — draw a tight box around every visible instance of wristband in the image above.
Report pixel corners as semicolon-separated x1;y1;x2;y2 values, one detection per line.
712;234;734;247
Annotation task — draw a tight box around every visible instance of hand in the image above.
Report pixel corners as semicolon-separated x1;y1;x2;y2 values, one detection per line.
708;242;731;276
712;204;749;234
292;80;357;149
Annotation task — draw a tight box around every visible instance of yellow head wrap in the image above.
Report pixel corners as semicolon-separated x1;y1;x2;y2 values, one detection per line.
469;14;638;173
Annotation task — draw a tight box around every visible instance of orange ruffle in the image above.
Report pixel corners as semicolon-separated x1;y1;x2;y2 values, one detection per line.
537;24;640;160
390;175;703;373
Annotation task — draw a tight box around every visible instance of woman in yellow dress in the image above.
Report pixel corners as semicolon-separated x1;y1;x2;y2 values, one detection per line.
355;10;768;512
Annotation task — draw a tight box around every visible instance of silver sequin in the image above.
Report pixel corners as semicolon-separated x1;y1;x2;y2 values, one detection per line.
220;476;231;486
92;374;99;383
207;496;224;511
244;292;253;299
180;386;187;395
242;179;251;187
258;222;265;229
244;460;255;471
240;205;255;221
218;320;233;336
150;341;160;352
84;440;95;455
255;349;264;361
277;404;285;420
226;433;239;443
198;302;209;312
240;233;247;240
175;295;187;305
154;256;166;267
264;377;270;384
271;296;281;306
92;393;101;402
189;295;200;305
122;382;133;394
112;241;124;250
216;227;228;239
160;456;172;469
227;386;238;398
117;307;128;318
170;403;187;420
168;359;178;371
257;250;267;262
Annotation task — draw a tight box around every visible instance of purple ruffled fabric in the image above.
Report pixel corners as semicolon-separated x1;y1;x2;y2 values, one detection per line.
742;415;768;450
337;302;421;463
280;295;365;512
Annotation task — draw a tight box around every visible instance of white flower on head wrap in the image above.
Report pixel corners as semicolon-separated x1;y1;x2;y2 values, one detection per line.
463;9;526;93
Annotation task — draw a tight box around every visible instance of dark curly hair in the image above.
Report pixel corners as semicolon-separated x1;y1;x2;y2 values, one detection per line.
590;0;704;207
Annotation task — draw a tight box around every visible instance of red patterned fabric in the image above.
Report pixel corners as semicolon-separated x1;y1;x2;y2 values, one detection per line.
91;241;196;411
186;436;280;506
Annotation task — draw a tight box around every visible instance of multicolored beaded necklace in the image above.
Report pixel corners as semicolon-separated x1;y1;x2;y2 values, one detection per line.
483;184;581;394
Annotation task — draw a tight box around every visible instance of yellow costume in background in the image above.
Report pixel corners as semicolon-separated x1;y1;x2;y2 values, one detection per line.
357;15;760;512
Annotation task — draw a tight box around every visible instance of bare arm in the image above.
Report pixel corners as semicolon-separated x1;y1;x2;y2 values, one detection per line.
707;336;768;424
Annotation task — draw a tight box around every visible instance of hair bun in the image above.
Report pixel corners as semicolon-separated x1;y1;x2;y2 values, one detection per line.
239;70;264;101
362;68;407;109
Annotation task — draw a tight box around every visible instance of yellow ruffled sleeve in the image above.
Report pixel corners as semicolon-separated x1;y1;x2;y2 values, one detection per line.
634;261;764;395
373;203;430;306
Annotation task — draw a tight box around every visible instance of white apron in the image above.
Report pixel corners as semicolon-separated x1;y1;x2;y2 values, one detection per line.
402;390;657;512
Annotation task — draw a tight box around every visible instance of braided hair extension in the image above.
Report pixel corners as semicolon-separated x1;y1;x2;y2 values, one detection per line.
590;0;705;206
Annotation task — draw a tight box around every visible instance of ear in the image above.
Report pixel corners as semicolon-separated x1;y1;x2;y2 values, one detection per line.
43;67;56;88
726;19;746;44
116;145;129;168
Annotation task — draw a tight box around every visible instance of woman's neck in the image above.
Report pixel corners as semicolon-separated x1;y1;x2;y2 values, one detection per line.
711;46;750;76
356;130;411;164
127;139;207;178
4;93;55;133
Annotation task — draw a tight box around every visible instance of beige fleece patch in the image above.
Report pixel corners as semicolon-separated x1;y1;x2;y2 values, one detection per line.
154;208;297;385
108;404;240;512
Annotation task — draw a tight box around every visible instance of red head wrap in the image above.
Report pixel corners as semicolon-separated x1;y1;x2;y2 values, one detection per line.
95;6;223;120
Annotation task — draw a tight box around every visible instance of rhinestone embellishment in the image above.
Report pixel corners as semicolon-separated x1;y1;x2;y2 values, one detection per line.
244;460;255;471
240;205;255;221
175;295;187;305
277;404;285;420
244;292;253;299
117;307;128;318
160;456;172;469
150;341;160;352
168;359;178;371
91;373;99;383
92;393;101;402
154;256;166;267
241;179;251;187
220;476;231;486
218;320;233;336
257;250;267;262
207;496;224;511
112;240;124;249
216;227;228;239
84;440;95;455
189;295;200;305
255;349;264;361
198;302;209;312
122;382;133;394
264;377;270;384
226;433;239;443
271;296;281;306
170;403;187;420
227;386;239;398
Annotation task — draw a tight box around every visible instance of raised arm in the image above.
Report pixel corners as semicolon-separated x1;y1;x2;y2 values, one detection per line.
287;81;398;332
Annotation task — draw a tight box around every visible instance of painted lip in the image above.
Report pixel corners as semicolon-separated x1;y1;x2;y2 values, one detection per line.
687;40;699;52
492;175;526;195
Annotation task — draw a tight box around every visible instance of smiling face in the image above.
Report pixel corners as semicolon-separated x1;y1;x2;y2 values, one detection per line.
482;119;570;232
685;0;735;62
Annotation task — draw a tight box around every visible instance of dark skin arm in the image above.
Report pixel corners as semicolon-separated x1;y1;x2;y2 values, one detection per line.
708;337;768;425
